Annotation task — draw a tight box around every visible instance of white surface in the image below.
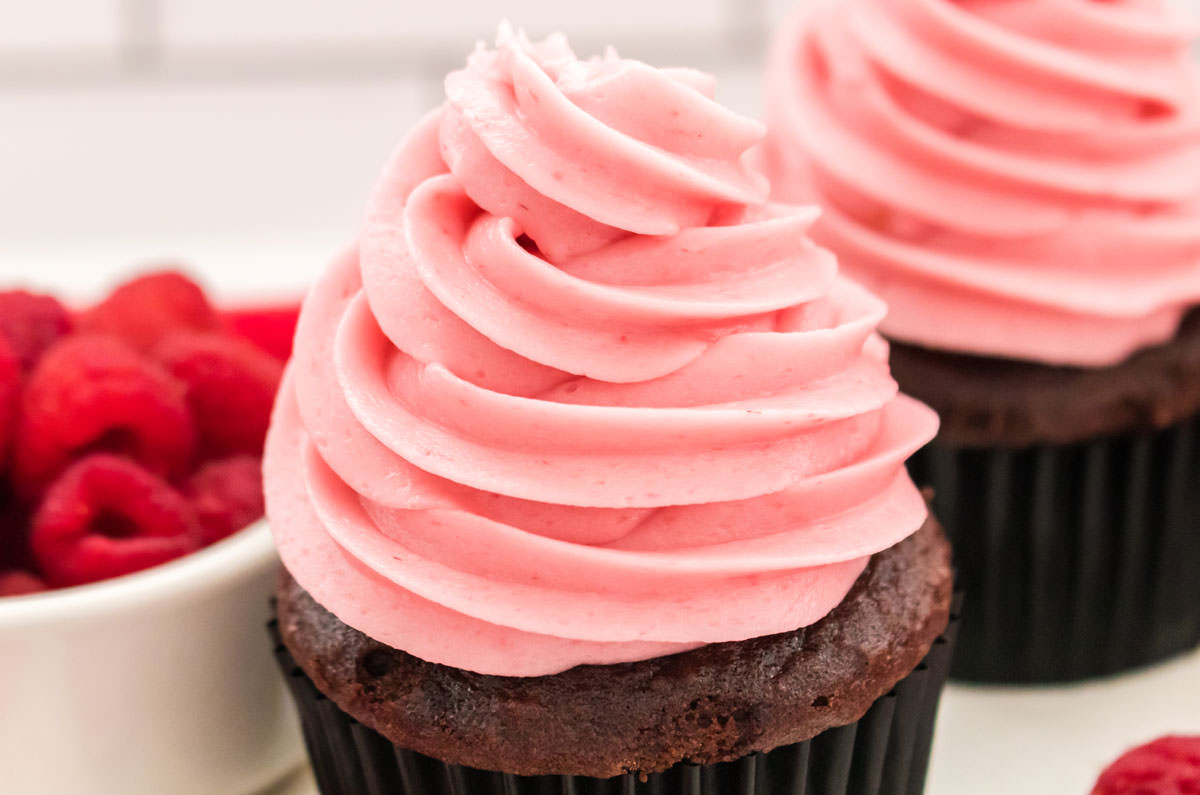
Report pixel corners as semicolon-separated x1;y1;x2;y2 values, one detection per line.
0;0;121;51
0;522;303;795
931;650;1200;794
270;766;317;795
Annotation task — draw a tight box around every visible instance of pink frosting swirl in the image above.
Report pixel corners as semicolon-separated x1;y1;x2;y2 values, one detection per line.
765;0;1200;366
265;28;938;676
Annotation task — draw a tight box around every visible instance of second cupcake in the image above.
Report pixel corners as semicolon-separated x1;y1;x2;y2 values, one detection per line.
764;0;1200;682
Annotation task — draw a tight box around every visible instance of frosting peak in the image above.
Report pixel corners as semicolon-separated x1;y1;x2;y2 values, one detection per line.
266;28;937;676
765;0;1200;367
442;25;768;262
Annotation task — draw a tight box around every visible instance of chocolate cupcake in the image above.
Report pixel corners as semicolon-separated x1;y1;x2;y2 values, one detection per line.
764;0;1200;681
265;25;955;792
272;520;955;794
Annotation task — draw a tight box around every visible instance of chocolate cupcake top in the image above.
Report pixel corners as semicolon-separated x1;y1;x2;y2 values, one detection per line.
264;26;938;676
765;0;1200;367
276;515;954;776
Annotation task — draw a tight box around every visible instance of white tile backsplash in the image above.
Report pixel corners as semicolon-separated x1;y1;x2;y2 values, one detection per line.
712;58;769;120
160;0;415;47
0;1;765;88
0;0;122;51
0;77;425;248
161;0;729;49
0;0;769;263
767;0;803;26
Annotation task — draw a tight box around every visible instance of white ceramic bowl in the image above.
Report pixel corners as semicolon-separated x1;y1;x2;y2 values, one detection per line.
0;519;302;795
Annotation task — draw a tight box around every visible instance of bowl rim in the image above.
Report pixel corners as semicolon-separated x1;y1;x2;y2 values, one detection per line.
0;519;276;628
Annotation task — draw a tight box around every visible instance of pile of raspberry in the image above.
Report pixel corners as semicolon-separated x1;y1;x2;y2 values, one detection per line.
1094;736;1200;795
0;272;299;596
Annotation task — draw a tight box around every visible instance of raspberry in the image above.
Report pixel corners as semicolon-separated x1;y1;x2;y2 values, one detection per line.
80;271;222;352
155;332;283;459
30;454;200;588
185;456;265;544
222;303;301;361
0;334;19;477
0;290;73;371
1093;736;1200;795
12;335;196;501
0;570;46;597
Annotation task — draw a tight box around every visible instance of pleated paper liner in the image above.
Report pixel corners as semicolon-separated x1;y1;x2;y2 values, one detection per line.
909;413;1200;684
270;601;960;795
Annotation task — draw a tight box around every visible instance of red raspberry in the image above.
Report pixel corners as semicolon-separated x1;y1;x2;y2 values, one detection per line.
12;335;196;501
0;570;47;597
222;303;301;361
0;290;74;371
30;454;201;588
155;332;283;460
185;456;265;545
80;271;222;352
1093;736;1200;795
0;334;19;477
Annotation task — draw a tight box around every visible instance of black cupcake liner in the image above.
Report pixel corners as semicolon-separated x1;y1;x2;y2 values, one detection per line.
909;413;1200;683
270;600;960;795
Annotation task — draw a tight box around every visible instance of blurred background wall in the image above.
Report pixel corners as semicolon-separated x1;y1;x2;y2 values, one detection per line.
0;0;803;295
